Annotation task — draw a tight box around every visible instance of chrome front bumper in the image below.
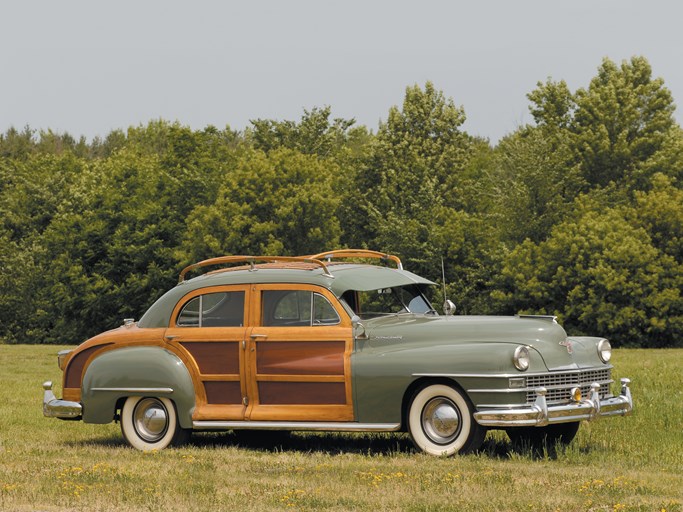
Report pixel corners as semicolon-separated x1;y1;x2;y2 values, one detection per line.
473;378;633;427
43;381;82;420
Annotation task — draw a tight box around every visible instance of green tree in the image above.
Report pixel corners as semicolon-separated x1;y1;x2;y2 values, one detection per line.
347;82;499;313
528;57;678;192
353;82;472;263
0;153;87;241
483;127;579;244
493;200;682;347
573;57;676;188
180;147;342;266
0;126;36;160
249;106;357;158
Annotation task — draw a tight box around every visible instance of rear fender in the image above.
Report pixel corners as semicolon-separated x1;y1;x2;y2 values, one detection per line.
81;346;195;429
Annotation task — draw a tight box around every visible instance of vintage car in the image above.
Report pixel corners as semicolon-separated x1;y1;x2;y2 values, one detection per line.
43;249;633;455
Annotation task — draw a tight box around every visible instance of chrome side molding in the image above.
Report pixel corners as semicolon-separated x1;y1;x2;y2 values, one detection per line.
193;421;401;432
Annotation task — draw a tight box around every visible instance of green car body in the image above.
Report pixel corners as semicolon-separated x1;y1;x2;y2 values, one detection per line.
43;250;633;454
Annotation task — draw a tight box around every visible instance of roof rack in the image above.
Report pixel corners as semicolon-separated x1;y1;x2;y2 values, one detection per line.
307;249;403;270
178;255;333;283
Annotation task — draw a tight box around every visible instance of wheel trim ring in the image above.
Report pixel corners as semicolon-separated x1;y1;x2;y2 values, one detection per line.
421;396;462;445
133;398;170;443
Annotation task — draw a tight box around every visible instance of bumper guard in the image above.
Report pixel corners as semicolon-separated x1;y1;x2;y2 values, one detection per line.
43;381;82;420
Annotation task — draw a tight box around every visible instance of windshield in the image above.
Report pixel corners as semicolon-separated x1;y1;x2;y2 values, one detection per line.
341;284;435;319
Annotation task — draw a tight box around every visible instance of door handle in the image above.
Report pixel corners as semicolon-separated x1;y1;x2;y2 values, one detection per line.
250;333;268;339
165;334;180;341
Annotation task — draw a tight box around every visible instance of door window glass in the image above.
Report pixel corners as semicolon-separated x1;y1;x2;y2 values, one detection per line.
177;291;245;327
262;290;340;326
313;293;340;325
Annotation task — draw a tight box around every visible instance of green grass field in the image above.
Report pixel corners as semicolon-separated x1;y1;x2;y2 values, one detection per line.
1;345;681;511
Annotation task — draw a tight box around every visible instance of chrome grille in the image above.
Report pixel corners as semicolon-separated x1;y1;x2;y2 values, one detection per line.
525;368;612;404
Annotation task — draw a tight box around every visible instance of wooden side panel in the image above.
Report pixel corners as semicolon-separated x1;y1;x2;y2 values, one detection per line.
256;341;344;375
64;344;113;388
248;405;353;422
203;381;242;405
258;382;346;405
193;405;245;421
180;342;239;375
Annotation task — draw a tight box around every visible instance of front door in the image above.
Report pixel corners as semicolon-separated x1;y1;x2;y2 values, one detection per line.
245;284;354;422
164;285;250;421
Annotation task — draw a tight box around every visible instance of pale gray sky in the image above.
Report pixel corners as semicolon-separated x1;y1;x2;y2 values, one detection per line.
1;1;682;143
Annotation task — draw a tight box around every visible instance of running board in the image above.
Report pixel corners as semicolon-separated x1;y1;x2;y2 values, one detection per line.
192;421;401;432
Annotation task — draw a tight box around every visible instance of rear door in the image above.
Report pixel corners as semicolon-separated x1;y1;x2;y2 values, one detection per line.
164;285;250;421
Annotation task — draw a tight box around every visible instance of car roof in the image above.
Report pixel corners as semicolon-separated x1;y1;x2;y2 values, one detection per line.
138;262;434;328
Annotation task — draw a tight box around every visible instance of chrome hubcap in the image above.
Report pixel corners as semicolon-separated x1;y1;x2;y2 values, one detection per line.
133;398;169;443
421;397;461;445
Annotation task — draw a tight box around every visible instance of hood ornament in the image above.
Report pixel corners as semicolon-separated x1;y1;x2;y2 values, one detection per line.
559;339;574;354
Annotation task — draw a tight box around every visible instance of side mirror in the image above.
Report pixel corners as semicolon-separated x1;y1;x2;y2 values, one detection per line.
443;300;456;316
351;315;367;339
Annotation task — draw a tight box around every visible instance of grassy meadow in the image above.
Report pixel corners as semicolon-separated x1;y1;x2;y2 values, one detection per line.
1;344;681;511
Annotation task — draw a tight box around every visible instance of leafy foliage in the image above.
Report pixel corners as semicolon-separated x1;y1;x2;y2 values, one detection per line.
0;57;681;346
493;198;682;347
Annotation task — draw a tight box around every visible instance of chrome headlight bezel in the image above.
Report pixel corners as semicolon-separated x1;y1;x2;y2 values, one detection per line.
597;339;612;363
513;345;530;371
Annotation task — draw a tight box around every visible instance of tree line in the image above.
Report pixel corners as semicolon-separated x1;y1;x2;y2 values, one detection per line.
1;56;681;347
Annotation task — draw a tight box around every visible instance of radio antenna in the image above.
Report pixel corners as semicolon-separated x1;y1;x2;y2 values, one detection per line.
441;257;447;301
441;256;456;315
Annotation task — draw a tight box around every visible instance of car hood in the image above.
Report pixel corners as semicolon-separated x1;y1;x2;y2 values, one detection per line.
360;314;599;371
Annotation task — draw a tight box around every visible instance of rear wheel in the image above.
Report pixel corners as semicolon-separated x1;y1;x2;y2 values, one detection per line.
407;384;486;456
120;396;190;451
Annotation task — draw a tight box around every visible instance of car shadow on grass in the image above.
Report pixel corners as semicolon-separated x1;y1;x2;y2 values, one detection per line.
67;430;583;460
64;430;416;456
479;435;584;461
188;430;577;460
190;430;417;456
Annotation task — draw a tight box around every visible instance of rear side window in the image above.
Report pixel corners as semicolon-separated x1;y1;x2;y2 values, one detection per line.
177;291;245;327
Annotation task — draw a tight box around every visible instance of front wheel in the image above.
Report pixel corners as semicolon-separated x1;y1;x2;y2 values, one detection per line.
120;396;190;451
407;384;486;456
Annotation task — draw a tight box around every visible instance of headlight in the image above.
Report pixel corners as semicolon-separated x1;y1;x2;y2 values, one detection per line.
597;339;612;363
513;346;530;371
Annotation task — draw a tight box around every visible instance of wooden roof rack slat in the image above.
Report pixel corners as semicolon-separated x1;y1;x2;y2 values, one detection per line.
306;249;403;270
179;255;333;283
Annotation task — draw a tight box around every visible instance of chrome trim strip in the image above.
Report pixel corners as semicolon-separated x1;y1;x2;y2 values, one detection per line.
474;403;535;409
468;389;527;394
42;381;82;420
414;366;613;379
516;314;557;323
90;387;174;394
473;378;633;427
192;421;401;432
467;380;614;394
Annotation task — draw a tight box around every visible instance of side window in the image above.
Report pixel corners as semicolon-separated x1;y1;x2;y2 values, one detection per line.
313;293;340;325
177;297;201;326
177;291;245;327
262;290;340;326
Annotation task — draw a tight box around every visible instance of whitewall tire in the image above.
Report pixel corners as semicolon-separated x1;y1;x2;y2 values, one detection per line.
120;396;188;451
408;384;486;456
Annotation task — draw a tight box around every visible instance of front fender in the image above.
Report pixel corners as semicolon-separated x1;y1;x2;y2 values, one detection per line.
81;346;195;429
352;341;542;424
